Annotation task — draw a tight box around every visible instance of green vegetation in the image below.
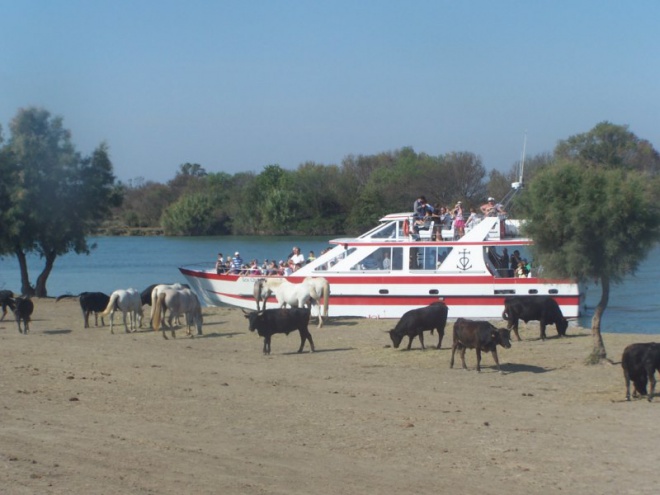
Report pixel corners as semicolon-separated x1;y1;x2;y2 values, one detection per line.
0;107;121;297
517;122;660;362
111;147;515;237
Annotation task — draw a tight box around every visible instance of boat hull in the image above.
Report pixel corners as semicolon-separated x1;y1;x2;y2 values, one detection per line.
179;266;583;320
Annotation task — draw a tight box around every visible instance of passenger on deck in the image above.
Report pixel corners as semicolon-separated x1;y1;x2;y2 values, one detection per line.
307;251;316;264
215;252;225;274
289;246;305;265
439;206;453;232
452;201;465;238
516;260;529;278
230;252;243;274
464;208;479;231
264;260;278;275
481;197;506;217
509;250;522;276
413;195;433;218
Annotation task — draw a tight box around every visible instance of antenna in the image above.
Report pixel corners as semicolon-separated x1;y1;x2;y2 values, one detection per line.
502;132;528;213
519;131;527;185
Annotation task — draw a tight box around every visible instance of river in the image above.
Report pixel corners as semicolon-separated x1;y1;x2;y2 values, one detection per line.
1;236;658;334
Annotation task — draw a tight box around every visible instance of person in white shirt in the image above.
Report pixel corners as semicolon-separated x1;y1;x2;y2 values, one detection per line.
289;246;305;265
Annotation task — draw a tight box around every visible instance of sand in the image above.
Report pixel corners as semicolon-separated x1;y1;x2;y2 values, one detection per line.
1;298;658;495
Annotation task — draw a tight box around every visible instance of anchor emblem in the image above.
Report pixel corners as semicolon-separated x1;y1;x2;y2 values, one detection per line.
457;249;472;271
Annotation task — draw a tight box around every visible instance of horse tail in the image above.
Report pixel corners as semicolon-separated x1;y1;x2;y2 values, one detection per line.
321;280;330;318
99;292;119;317
150;287;160;320
253;279;264;311
152;292;166;331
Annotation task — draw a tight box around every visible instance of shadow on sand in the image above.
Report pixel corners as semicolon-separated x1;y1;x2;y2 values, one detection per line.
43;329;73;335
500;362;553;374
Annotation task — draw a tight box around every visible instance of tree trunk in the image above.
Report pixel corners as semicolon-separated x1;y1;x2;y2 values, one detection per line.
14;248;35;297
590;275;609;363
35;250;57;298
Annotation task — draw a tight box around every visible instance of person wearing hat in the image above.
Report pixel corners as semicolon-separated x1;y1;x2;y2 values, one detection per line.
452;201;465;238
481;197;503;217
230;251;243;274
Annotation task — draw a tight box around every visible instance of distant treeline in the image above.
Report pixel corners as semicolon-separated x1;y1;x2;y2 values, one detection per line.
106;147;551;237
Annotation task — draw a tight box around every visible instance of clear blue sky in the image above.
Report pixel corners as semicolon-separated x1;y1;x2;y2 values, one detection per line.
2;0;659;184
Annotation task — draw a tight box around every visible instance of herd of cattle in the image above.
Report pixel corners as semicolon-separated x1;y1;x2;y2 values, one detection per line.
1;287;658;402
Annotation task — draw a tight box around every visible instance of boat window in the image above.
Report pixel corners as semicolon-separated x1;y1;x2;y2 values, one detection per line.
409;246;449;270
370;223;397;239
350;246;401;270
315;247;356;270
408;246;453;271
437;247;452;267
484;245;534;278
392;247;403;270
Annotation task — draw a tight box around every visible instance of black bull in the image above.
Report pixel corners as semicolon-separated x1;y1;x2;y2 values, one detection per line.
502;296;568;341
243;308;315;355
388;302;448;350
622;342;660;401
450;318;512;372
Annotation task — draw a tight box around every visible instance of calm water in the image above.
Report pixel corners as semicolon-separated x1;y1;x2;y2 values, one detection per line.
1;236;658;334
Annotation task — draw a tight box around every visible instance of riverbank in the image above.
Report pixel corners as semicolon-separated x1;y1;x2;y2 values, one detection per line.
1;298;658;494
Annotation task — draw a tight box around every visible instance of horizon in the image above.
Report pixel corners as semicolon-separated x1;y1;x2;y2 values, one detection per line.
2;1;659;183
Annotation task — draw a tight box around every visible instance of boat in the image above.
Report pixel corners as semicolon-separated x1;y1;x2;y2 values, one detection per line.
179;209;585;320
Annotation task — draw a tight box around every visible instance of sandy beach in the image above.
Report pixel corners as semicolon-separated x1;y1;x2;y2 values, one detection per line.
1;298;658;494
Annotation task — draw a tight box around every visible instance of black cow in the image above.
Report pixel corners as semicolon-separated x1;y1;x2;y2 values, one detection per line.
388;302;448;350
56;292;111;328
7;296;34;334
622;342;660;401
0;289;14;320
502;296;568;341
450;318;512;372
243;307;315;355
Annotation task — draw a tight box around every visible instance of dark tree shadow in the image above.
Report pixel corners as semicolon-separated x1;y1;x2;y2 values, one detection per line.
43;329;73;335
195;331;244;339
322;317;360;327
499;362;552;374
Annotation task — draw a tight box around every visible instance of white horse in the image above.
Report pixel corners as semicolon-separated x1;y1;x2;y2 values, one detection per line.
253;277;285;311
99;288;143;334
272;279;326;328
150;283;187;325
152;288;203;339
303;277;330;321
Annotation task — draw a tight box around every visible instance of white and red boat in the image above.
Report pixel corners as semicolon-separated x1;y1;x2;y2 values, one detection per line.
179;212;584;320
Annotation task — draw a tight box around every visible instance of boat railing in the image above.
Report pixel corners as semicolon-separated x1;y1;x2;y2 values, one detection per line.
180;262;216;273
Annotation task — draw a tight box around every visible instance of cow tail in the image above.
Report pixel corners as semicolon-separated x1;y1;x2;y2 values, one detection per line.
152;292;166;331
99;293;118;317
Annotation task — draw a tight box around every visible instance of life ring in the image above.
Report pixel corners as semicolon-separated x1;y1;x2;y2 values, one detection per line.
403;219;410;236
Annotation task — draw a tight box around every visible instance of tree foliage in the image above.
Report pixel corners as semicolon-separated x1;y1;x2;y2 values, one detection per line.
518;123;660;362
0;107;119;296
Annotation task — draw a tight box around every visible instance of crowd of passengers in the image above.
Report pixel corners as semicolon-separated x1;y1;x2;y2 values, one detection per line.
411;195;506;239
214;246;333;275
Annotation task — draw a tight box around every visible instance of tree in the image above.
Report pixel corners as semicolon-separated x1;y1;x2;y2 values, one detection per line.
161;193;220;235
0;107;120;297
517;123;660;362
